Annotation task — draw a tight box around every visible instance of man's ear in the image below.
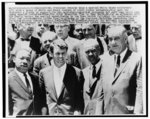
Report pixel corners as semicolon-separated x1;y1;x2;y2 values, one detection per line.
12;55;16;63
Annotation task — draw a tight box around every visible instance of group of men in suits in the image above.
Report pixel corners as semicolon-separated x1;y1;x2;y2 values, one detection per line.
8;24;143;116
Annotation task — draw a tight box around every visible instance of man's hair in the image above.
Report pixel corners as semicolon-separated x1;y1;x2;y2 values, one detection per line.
84;38;101;54
41;31;57;43
107;25;127;37
15;49;31;57
50;38;68;53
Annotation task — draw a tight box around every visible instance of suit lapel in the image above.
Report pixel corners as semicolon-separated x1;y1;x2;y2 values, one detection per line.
91;63;102;98
42;54;51;67
46;66;57;100
13;71;31;94
113;49;132;84
57;65;69;100
83;68;90;95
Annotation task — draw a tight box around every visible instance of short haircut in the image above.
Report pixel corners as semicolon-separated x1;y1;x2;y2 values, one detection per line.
15;49;31;57
41;31;57;42
50;38;68;53
84;38;101;53
107;25;127;37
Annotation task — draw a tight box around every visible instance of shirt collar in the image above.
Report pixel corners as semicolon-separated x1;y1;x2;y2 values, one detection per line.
15;68;29;77
90;58;101;72
52;60;67;71
115;48;127;63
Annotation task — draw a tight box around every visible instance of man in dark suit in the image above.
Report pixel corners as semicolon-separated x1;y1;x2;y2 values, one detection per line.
8;49;41;116
101;26;143;114
82;39;104;115
39;39;84;115
33;31;57;75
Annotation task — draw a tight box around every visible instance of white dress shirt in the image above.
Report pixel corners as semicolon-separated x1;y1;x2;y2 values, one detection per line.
52;61;67;97
114;48;128;65
15;68;33;92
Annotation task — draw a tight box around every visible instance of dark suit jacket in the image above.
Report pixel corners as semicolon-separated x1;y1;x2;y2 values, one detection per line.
39;64;84;115
33;53;52;75
29;36;41;54
9;70;41;116
82;60;104;115
101;49;143;114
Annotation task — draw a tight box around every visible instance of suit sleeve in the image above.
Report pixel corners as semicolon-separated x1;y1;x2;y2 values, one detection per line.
134;56;143;114
74;70;84;114
39;71;48;111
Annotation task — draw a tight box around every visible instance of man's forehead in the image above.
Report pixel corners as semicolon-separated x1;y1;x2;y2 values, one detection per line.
16;50;30;57
84;39;99;49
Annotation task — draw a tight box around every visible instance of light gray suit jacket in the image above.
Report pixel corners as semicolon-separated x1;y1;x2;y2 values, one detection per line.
33;53;51;75
82;60;104;115
101;49;143;114
8;70;40;116
39;64;84;115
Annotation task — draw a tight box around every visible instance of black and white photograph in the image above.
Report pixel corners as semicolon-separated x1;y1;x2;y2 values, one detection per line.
1;1;148;117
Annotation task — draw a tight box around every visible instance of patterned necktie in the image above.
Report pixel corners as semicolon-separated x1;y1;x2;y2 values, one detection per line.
23;73;32;93
92;65;96;78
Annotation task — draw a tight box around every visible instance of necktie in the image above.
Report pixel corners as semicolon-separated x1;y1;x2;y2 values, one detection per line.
92;65;96;78
114;55;121;77
23;73;32;93
116;55;121;67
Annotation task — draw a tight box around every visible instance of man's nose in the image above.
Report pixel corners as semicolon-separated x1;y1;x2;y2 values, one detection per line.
79;30;82;34
88;51;93;56
22;59;28;63
111;39;116;44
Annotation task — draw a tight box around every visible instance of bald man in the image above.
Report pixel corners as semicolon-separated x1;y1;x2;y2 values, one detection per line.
102;26;143;114
82;39;104;115
33;31;57;75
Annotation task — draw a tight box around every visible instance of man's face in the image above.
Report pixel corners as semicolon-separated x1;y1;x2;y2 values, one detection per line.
74;25;84;40
82;24;96;39
85;45;100;65
42;35;56;52
108;32;127;54
37;24;49;36
54;24;69;40
132;27;141;39
20;25;34;39
14;50;31;73
53;46;67;68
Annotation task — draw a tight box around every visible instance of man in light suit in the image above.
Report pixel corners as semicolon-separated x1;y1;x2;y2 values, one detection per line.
82;39;104;115
33;31;57;75
101;26;143;114
8;49;41;116
39;39;84;115
54;24;80;68
77;24;108;69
